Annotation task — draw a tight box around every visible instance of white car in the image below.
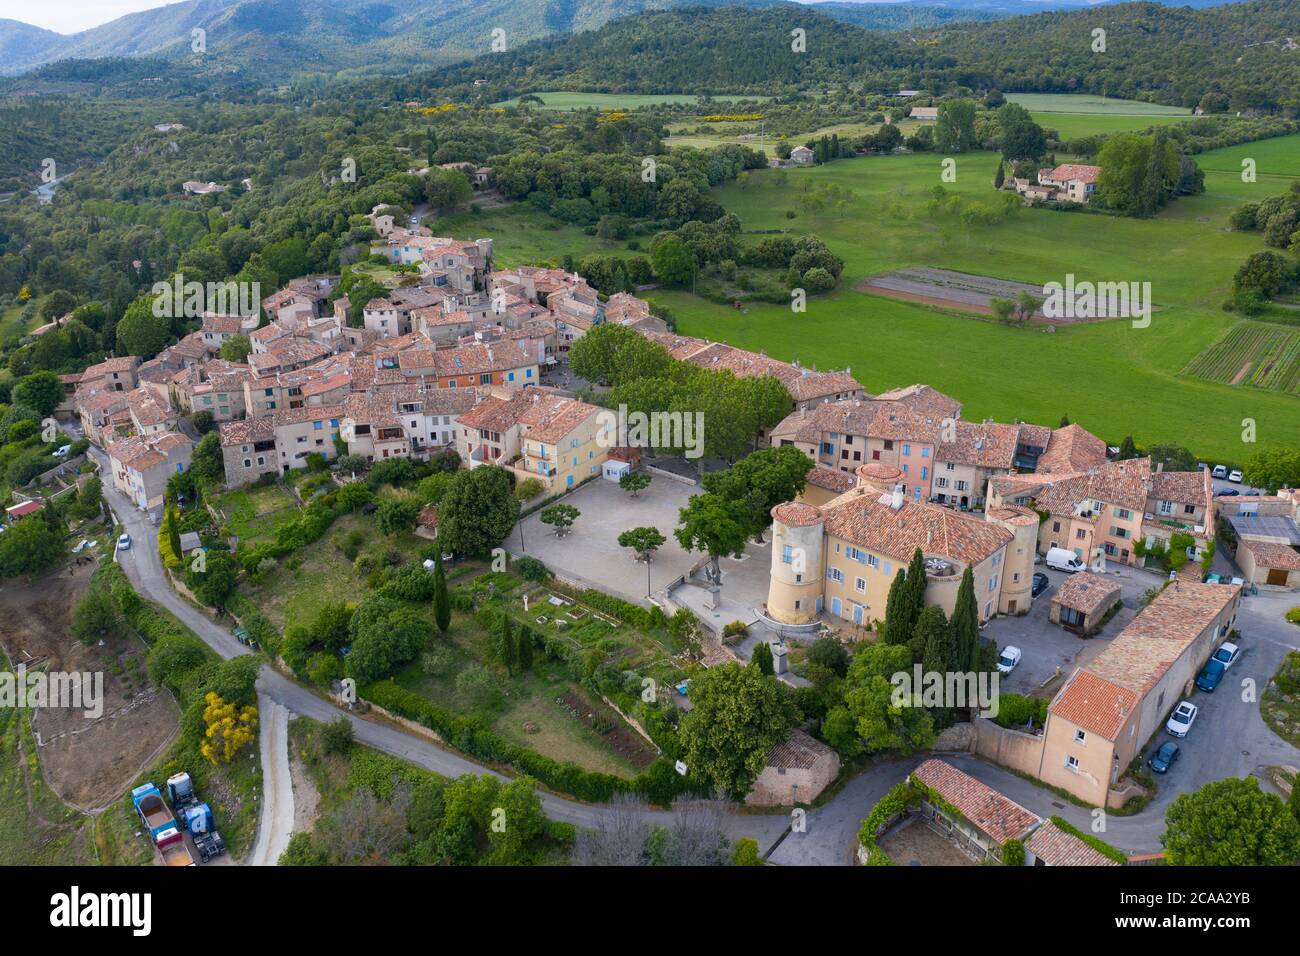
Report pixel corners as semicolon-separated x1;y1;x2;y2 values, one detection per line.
1227;469;1243;483
54;444;72;458
1211;642;1241;669
1166;701;1198;737
996;646;1022;675
117;533;132;550
1211;465;1228;479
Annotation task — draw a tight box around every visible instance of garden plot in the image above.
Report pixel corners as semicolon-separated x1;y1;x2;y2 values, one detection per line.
859;268;1049;317
1183;321;1300;393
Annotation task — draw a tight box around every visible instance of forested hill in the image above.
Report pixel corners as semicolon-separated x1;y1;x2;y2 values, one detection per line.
917;0;1300;112
360;0;1300;113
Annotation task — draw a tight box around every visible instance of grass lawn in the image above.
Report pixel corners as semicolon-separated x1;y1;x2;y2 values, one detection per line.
491;92;771;110
1004;93;1194;141
213;482;300;546
393;602;648;779
639;144;1298;463
242;511;427;628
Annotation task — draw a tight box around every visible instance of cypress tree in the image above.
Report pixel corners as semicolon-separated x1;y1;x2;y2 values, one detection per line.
882;569;911;644
916;605;954;725
432;550;450;633
166;507;182;562
494;614;516;676
1117;435;1138;460
951;565;981;673
751;641;774;675
994;163;1005;189
516;625;534;672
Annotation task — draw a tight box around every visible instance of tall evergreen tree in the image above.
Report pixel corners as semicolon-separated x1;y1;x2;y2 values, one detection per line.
494;614;516;677
166;506;182;562
432;550;450;633
516;625;534;672
751;641;774;675
993;163;1005;189
916;605;955;726
884;548;928;645
951;565;981;673
1117;435;1138;460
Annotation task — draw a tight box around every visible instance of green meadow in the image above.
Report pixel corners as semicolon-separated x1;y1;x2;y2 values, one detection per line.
1006;93;1194;141
441;132;1299;462
653;147;1299;463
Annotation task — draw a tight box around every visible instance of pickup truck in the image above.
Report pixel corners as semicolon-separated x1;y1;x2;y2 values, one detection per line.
154;827;195;867
131;783;177;841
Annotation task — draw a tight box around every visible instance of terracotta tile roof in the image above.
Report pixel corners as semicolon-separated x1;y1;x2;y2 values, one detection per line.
1241;539;1300;571
1070;581;1238;711
873;383;961;420
773;502;823;527
456;391;536;434
997;457;1154;516
805;465;855;494
1149;469;1212;508
911;759;1039;844
517;392;600;444
821;490;1011;565
1051;571;1121;615
201;312;250;335
271;403;344;428
1046;163;1102;185
83;356;140;379
939;420;1020;469
1025;820;1121;866
1049;668;1139;741
764;729;835;770
1036;424;1108;474
108;431;191;471
219;417;276;446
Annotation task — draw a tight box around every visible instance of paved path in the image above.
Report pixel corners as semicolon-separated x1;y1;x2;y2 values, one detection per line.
247;695;294;866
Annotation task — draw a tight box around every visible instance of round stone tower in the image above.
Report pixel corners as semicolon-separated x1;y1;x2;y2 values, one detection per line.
767;502;825;625
855;462;903;498
985;504;1040;616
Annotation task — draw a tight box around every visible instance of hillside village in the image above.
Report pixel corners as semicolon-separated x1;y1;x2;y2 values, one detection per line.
42;204;1299;868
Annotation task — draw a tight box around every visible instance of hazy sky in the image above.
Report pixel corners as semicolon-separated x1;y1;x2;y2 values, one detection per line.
0;0;173;34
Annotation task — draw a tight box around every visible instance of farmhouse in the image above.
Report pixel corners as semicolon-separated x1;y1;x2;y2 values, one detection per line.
788;145;815;165
909;106;939;121
1040;164;1102;204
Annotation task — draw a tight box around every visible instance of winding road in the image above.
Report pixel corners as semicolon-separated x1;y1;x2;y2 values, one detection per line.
93;448;1300;863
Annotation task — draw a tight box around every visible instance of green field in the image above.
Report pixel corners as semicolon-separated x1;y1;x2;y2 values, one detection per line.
657;148;1299;462
1184;321;1300;393
1006;93;1194;141
438;203;633;267
492;92;771;110
440;137;1299;462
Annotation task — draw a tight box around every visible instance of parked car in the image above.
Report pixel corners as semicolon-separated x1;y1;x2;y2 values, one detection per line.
1212;642;1241;669
1227;469;1243;483
1195;659;1226;692
1215;487;1239;497
1031;572;1050;597
1045;547;1086;573
54;444;72;458
117;533;132;550
1149;741;1180;774
996;646;1022;675
1166;701;1198;737
1211;465;1228;479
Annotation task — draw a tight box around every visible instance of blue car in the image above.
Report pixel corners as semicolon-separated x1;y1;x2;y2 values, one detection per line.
1149;741;1180;774
1196;658;1227;692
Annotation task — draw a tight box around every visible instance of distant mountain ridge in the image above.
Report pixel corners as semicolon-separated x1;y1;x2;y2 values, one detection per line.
0;0;1250;81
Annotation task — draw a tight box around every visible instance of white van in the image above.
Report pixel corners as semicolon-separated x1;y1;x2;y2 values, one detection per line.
1045;547;1086;573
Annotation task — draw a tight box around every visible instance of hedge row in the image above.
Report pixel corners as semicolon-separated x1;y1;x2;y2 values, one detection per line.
856;781;919;865
360;678;703;806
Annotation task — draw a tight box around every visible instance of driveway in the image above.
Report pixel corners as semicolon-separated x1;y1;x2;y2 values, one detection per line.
247;695;294;865
985;563;1169;695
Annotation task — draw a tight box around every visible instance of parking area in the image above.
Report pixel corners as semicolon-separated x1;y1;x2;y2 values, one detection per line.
1129;589;1300;814
984;562;1171;696
502;472;703;604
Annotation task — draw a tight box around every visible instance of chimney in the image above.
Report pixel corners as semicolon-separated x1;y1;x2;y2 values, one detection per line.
891;484;904;510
